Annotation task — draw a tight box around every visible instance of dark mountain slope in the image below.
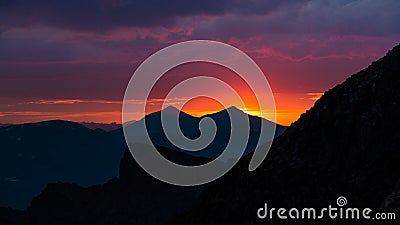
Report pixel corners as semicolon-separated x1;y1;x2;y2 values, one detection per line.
171;44;400;224
0;120;125;209
0;207;27;225
0;107;285;210
24;146;209;225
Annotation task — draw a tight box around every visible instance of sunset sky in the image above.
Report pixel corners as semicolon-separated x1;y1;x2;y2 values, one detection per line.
0;0;399;126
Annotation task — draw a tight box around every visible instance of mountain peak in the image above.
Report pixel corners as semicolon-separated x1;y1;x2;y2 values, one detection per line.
161;105;180;113
169;44;400;225
226;106;242;112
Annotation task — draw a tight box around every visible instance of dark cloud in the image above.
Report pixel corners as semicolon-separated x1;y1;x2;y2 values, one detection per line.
191;0;400;40
0;0;308;32
0;61;134;101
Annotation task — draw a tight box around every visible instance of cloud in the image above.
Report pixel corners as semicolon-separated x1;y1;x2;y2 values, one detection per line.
306;92;323;101
1;0;398;64
17;99;120;105
0;110;122;124
1;0;399;126
12;97;189;107
0;0;308;33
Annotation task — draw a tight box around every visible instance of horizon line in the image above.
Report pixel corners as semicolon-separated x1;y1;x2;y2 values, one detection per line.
1;105;285;126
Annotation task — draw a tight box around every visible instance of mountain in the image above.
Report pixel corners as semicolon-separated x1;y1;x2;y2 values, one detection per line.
0;120;125;209
1;147;209;225
80;122;122;131
0;106;286;223
170;44;400;224
0;107;284;210
2;44;399;224
123;106;287;160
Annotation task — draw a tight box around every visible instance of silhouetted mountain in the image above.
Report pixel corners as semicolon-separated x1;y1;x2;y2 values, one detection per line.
170;44;400;224
0;107;284;210
80;121;122;131
123;105;287;160
5;43;399;225
0;120;125;209
20;146;208;225
0;207;27;225
0;109;285;222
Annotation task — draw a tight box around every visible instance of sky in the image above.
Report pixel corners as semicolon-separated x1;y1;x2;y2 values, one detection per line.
0;0;399;126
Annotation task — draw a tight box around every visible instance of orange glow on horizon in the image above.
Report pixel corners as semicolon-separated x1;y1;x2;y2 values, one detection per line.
273;92;322;125
180;96;225;117
143;61;264;122
0;92;320;126
180;96;264;118
0;61;322;126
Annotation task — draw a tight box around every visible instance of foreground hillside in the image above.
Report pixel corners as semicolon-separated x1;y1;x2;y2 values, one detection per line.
172;44;400;224
1;44;399;225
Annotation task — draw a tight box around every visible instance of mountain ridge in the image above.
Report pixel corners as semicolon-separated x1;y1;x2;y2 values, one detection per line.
170;43;400;225
0;107;285;209
0;119;126;209
123;105;287;160
2;43;398;224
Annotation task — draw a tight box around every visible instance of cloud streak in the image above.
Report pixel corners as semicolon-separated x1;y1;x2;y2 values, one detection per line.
18;99;120;105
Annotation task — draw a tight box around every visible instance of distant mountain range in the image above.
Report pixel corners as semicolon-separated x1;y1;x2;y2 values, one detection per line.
0;107;285;209
2;44;398;225
80;122;123;131
123;105;287;160
0;120;126;209
1;121;130;132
